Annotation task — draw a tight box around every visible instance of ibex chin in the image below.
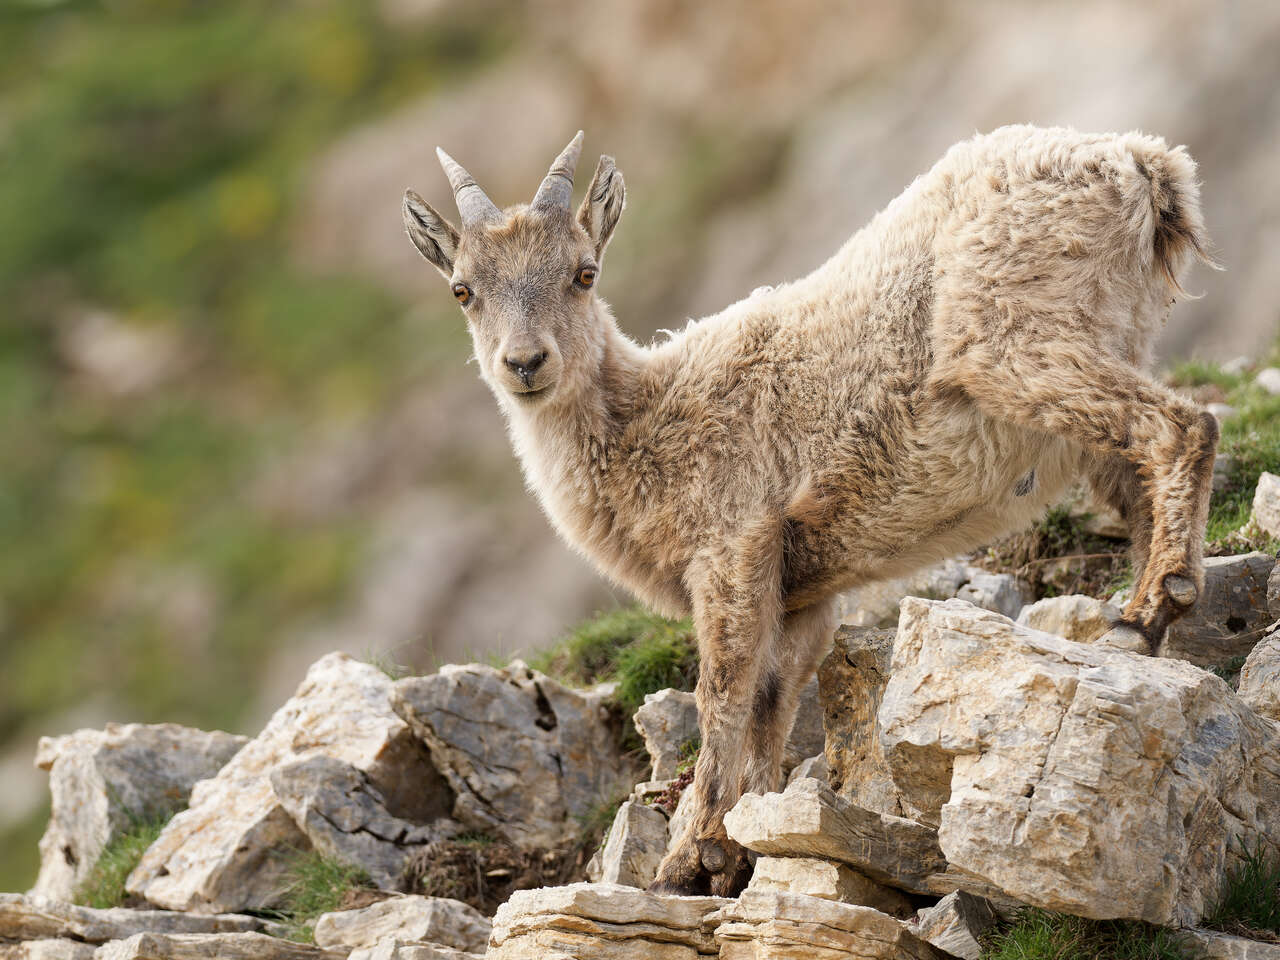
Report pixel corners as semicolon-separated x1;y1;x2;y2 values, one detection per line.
401;125;1217;896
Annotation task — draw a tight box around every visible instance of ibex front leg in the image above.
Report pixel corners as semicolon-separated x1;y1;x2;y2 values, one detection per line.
650;526;784;897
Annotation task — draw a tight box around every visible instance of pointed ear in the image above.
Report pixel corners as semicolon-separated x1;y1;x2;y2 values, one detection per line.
402;189;460;278
575;155;625;260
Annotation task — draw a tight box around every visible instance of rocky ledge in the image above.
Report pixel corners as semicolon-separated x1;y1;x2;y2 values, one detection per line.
4;544;1279;958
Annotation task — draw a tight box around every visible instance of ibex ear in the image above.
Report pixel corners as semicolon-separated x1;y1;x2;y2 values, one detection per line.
403;189;460;279
576;155;625;260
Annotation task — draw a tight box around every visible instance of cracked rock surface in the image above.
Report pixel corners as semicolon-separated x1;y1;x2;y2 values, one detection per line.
711;890;946;959
1156;552;1276;666
391;663;632;850
32;724;246;902
487;882;726;959
880;597;1280;926
127;653;452;913
312;895;489;954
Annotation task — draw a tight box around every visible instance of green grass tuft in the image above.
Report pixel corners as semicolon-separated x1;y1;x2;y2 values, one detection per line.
1204;843;1280;940
981;909;1202;960
278;850;373;943
74;812;171;909
532;606;698;716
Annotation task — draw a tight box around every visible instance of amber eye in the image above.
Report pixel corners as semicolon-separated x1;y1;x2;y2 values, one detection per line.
452;282;472;306
574;266;596;288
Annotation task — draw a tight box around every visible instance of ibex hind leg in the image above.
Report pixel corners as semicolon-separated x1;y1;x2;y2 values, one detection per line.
952;347;1218;652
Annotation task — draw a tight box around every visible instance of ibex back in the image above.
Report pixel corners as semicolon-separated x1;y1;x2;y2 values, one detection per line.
401;124;1217;896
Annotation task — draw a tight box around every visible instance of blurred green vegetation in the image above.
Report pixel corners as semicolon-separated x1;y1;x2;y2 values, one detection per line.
1169;348;1280;551
0;0;511;888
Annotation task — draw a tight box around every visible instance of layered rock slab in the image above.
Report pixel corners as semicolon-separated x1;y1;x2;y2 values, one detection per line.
0;942;96;960
710;890;946;959
93;932;343;959
723;778;946;895
128;653;452;913
745;857;913;918
391;663;630;850
584;800;669;888
486;883;726;959
0;894;272;943
312;895;489;954
880;597;1280;926
32;723;246;901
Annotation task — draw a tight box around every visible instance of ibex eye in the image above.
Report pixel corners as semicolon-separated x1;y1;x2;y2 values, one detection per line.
574;266;596;288
452;282;472;305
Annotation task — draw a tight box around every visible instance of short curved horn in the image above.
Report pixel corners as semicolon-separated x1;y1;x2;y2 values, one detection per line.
531;130;584;213
436;147;501;228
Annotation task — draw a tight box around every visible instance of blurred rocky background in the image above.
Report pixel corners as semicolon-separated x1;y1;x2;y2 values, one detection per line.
1;0;1278;889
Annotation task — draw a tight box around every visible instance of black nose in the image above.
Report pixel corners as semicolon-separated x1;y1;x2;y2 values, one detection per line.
504;351;547;381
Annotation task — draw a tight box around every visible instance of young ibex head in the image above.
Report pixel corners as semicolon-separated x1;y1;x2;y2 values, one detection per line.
402;131;626;408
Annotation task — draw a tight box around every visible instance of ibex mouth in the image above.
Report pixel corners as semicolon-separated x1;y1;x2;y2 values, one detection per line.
512;385;551;402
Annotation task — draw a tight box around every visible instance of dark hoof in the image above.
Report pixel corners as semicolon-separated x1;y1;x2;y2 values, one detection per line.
1164;574;1198;608
699;839;727;873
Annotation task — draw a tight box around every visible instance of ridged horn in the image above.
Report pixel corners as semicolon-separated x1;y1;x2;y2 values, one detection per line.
436;147;501;228
531;130;585;213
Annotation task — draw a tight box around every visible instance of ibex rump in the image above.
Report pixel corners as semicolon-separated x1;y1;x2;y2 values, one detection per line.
401;125;1217;896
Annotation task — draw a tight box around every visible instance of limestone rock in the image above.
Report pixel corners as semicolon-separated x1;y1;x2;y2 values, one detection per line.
723;778;947;895
93;932;343;960
782;677;825;775
128;653;452;913
487;882;726;959
711;890;945;959
348;942;482;960
0;894;272;943
32;723;246;901
633;690;699;781
1178;928;1280;959
1238;630;1280;722
1271;561;1280;620
270;756;454;891
1253;471;1280;538
746;857;913;917
1157;553;1276;666
633;682;822;783
392;663;631;851
879;597;1280;926
785;754;827;787
666;784;697;852
312;896;489;954
0;942;96;960
910;891;998;960
584;800;668;888
1256;366;1280;394
834;558;969;629
818;626;905;818
1058;483;1128;538
1015;595;1121;646
955;572;1030;620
